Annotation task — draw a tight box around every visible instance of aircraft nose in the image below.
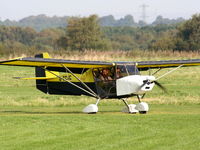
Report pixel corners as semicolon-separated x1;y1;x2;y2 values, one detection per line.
140;76;155;91
116;75;155;96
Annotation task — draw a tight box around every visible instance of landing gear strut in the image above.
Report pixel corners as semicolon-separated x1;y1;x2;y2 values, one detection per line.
121;98;139;114
121;96;149;114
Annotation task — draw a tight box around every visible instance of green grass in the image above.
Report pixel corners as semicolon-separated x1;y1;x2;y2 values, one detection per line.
0;105;200;150
0;65;200;150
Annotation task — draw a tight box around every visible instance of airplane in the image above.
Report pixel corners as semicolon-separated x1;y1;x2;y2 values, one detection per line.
0;52;200;114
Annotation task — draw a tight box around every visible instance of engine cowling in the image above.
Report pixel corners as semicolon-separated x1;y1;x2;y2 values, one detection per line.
116;75;155;96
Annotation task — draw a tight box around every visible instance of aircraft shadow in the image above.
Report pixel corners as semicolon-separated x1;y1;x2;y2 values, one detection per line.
0;110;120;115
0;110;83;115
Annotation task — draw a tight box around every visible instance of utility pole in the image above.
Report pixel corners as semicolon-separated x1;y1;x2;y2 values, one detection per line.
140;4;148;23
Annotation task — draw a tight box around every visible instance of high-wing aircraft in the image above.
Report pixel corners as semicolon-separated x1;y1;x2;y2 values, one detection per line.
0;52;200;114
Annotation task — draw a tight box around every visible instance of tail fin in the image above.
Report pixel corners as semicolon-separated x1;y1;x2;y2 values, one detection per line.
35;53;50;93
35;53;59;94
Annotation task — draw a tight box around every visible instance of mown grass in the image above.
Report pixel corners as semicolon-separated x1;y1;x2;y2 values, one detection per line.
0;108;200;150
0;52;200;150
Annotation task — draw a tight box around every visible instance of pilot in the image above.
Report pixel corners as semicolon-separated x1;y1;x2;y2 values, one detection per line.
100;68;112;81
116;67;123;79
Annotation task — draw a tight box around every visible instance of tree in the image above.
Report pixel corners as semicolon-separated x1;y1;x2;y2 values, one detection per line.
174;14;200;50
116;15;136;26
152;15;185;25
0;26;37;45
61;15;111;50
34;28;65;49
99;15;116;26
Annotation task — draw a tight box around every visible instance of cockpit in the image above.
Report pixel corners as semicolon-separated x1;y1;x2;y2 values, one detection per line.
93;64;140;98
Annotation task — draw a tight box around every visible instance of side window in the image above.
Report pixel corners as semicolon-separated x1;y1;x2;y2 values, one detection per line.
126;65;140;75
93;69;100;79
116;65;140;79
93;68;115;81
93;68;117;98
116;65;128;79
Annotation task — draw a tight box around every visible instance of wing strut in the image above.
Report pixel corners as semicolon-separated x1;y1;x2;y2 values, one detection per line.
43;67;99;98
61;64;99;98
156;65;183;81
152;68;162;75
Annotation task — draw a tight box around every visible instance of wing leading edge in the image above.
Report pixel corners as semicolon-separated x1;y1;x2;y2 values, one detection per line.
114;59;200;70
0;57;113;68
137;59;200;70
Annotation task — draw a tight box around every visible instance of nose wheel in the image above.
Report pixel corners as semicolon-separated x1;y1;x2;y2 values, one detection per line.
135;102;149;114
136;95;149;114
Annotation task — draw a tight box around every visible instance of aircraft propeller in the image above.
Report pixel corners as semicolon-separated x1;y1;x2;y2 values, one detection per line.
141;79;167;93
153;80;168;93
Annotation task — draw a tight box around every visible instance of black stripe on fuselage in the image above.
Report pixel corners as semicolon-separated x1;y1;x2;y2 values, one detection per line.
44;82;97;97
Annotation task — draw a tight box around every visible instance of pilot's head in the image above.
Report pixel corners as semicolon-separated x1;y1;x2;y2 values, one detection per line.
102;68;109;75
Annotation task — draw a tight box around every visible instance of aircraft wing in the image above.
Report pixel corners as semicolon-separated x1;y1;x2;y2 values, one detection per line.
0;57;113;69
136;59;200;70
1;55;200;71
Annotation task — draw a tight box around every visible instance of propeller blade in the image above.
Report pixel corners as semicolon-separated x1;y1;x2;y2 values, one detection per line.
140;79;167;94
154;81;168;93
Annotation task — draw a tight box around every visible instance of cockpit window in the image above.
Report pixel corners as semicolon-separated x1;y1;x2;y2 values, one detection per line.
116;65;139;79
116;65;126;78
93;67;116;98
126;65;140;75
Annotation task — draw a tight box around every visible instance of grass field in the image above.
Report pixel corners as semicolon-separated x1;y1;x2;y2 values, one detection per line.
1;106;200;150
0;53;200;150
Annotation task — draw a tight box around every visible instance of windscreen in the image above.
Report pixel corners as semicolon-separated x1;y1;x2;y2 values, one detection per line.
116;65;139;79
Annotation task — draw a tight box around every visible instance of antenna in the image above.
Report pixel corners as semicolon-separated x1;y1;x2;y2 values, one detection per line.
140;4;148;23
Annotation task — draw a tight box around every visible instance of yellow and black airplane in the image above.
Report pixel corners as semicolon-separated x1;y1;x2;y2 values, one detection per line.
1;53;200;114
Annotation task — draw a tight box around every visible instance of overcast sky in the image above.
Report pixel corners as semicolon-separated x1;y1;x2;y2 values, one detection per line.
0;0;200;23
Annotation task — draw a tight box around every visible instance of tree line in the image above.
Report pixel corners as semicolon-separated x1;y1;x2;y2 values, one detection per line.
0;14;199;57
0;14;185;31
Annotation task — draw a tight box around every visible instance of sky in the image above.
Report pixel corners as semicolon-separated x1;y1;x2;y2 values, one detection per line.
0;0;200;23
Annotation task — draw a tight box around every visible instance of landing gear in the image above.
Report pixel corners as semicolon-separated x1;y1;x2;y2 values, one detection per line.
83;96;149;114
121;96;149;114
82;98;100;114
136;95;149;114
121;98;138;114
135;102;149;114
